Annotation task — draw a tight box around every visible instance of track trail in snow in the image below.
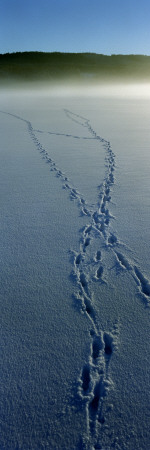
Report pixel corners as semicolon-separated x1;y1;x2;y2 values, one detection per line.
1;108;150;449
63;110;150;304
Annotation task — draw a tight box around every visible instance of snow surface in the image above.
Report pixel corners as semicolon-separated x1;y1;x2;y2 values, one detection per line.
0;88;150;450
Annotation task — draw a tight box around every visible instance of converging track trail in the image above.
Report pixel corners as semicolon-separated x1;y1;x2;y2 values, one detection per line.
0;104;150;449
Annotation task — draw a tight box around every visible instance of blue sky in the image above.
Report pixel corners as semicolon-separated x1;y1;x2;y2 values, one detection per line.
0;0;150;55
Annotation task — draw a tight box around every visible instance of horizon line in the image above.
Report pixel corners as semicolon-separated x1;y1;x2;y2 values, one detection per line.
1;51;150;57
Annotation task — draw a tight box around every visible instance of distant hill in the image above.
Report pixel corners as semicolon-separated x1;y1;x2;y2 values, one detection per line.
0;52;150;84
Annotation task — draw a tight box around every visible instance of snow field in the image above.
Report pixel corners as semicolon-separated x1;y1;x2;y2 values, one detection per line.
0;90;150;449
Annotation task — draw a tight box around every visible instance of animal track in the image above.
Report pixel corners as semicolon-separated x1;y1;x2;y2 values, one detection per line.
89;380;101;421
81;206;91;216
134;266;150;298
84;225;92;235
103;332;113;357
96;266;103;280
75;253;82;265
83;296;95;321
79;328;116;446
108;233;117;246
92;335;103;360
81;364;91;392
115;251;131;270
95;250;101;262
83;237;91;251
80;272;88;288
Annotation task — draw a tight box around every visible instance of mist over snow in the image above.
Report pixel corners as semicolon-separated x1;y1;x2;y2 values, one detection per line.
0;85;150;449
2;80;150;98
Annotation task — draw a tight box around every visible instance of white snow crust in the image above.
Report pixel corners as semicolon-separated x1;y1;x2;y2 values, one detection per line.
0;88;150;450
